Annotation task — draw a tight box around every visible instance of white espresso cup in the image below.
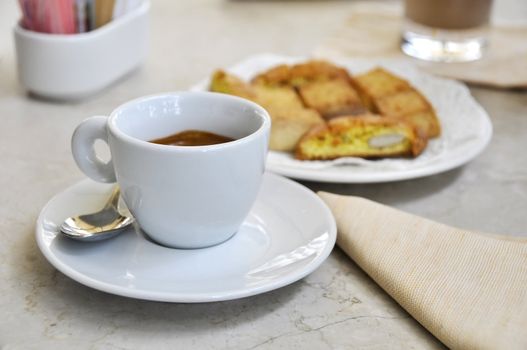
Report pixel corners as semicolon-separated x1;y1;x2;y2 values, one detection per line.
71;92;271;248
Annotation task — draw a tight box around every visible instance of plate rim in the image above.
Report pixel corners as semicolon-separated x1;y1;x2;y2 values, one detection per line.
35;172;337;303
193;53;493;183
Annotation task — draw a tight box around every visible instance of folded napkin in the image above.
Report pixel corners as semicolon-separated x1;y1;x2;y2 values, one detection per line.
318;192;527;350
314;2;527;89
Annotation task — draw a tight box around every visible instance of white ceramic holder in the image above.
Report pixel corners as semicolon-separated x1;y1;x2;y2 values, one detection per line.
14;0;150;100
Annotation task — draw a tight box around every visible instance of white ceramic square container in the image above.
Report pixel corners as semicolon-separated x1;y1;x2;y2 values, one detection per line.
14;0;150;100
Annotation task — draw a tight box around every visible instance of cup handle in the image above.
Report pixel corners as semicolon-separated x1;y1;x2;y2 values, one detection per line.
71;116;116;183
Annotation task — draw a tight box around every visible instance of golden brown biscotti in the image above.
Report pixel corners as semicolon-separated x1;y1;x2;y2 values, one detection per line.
210;70;324;152
266;105;325;152
353;68;441;139
253;85;325;151
353;68;411;109
210;70;256;100
251;61;366;119
295;114;427;160
251;60;351;87
252;84;304;110
375;91;440;138
403;111;441;139
288;60;351;86
298;79;367;119
250;64;291;87
375;90;431;117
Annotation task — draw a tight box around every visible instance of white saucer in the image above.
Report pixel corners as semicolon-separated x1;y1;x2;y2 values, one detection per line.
36;173;336;302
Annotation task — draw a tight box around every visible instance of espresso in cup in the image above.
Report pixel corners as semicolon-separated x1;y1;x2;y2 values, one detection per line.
150;130;234;146
71;92;271;248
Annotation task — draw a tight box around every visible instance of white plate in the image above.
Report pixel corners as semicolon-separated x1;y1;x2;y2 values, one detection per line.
35;173;336;302
192;54;493;183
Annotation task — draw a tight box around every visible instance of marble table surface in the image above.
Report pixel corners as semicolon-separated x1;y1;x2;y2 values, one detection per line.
1;0;526;349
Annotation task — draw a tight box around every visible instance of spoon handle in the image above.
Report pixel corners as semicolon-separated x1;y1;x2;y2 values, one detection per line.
103;186;121;210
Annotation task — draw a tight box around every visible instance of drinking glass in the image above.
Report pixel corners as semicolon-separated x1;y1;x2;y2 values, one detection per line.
401;0;494;62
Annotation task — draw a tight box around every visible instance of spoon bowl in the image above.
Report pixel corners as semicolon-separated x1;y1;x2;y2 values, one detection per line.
60;187;134;241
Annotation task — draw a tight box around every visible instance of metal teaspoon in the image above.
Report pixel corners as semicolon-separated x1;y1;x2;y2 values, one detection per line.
60;186;134;242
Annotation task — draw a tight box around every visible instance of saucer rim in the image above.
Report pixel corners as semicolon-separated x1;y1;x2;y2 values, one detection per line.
35;172;337;302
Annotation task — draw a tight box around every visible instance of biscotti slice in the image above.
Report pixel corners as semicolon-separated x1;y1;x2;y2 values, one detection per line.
404;111;441;139
210;70;256;100
354;68;441;139
267;106;325;152
253;84;305;110
210;70;305;110
254;85;325;152
288;60;351;86
252;60;366;119
354;68;411;110
375;90;431;117
210;70;324;152
298;79;367;119
250;64;291;86
251;60;351;87
253;85;325;152
295;114;427;160
375;91;440;139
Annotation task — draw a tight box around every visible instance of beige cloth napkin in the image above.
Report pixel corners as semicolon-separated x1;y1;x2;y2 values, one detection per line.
318;192;527;350
314;2;527;89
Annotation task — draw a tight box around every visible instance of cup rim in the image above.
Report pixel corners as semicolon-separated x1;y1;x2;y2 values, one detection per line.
107;91;271;152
